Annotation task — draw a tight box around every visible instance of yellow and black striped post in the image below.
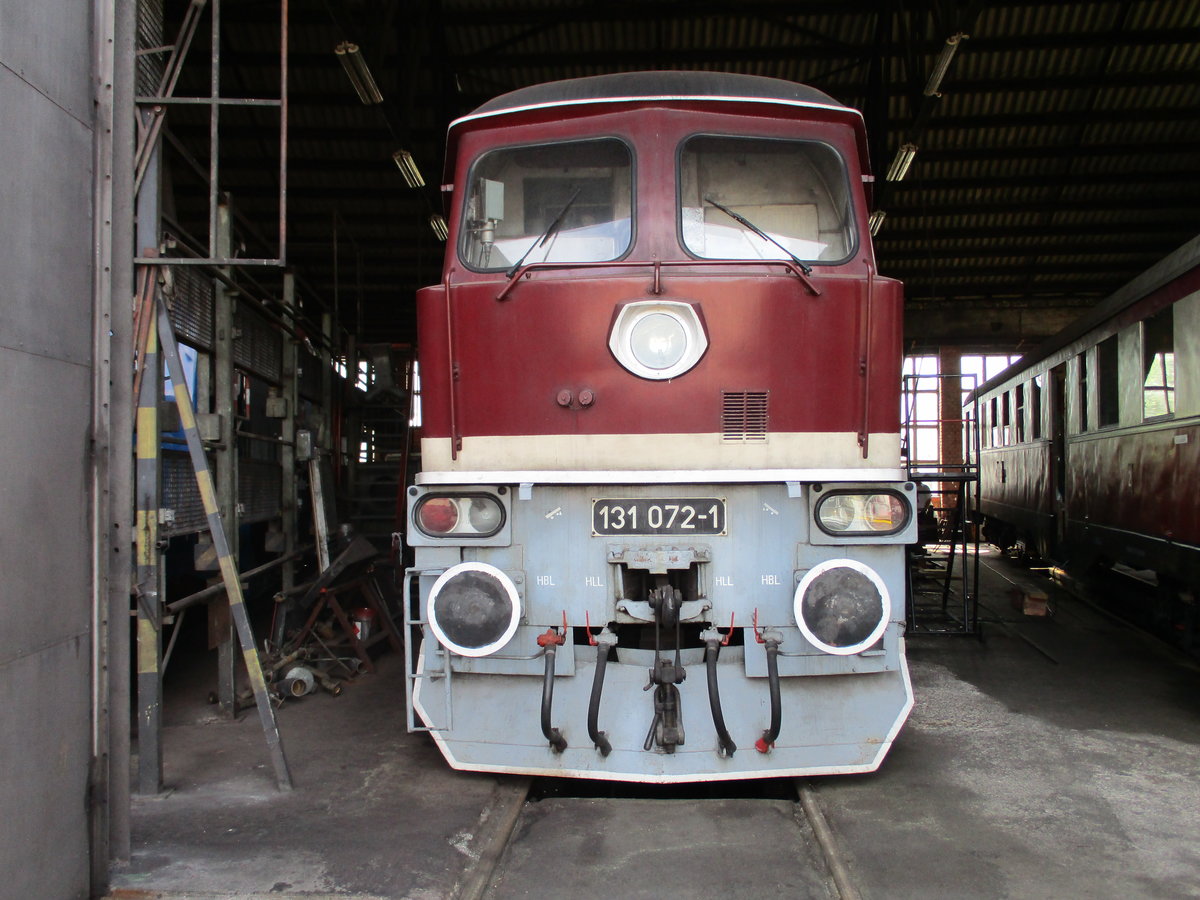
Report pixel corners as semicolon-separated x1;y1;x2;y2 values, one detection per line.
134;267;163;794
156;294;293;790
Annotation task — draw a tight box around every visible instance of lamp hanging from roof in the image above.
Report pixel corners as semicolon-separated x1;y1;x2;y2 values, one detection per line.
885;143;918;182
334;41;383;105
392;150;426;188
924;32;969;97
429;214;449;242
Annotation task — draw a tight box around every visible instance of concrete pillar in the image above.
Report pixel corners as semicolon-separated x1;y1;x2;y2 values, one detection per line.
938;347;964;511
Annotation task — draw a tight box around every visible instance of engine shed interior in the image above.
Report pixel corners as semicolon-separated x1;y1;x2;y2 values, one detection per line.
3;2;1200;897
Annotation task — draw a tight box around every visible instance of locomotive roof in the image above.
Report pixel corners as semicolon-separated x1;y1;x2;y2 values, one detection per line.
456;71;853;123
444;71;870;183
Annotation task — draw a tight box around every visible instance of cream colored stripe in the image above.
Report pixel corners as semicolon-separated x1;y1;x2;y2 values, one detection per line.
422;432;901;472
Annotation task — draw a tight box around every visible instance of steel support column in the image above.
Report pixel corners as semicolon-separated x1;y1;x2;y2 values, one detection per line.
91;0;136;881
276;272;300;645
939;348;965;495
214;199;239;715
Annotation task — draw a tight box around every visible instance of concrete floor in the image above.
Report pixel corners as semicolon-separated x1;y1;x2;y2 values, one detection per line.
823;555;1200;900
107;551;1200;899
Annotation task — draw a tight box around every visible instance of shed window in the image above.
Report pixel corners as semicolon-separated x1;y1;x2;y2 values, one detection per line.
1097;336;1119;427
1142;307;1174;419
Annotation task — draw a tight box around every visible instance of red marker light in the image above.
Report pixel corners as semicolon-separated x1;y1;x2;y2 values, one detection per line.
417;497;459;535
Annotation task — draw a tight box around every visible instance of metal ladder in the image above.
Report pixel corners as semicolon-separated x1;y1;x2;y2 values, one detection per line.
902;372;982;636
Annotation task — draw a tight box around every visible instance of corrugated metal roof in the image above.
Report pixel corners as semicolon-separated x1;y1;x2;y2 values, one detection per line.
154;0;1200;348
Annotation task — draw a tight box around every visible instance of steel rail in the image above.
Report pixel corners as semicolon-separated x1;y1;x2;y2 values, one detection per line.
452;777;533;900
796;779;864;900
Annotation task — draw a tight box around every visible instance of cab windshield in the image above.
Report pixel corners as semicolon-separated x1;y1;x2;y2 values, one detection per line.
680;135;855;264
461;138;633;271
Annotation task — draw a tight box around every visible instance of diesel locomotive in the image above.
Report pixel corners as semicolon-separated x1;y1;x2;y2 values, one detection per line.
403;72;916;782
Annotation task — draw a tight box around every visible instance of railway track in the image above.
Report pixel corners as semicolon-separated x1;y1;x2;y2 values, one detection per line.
452;776;863;900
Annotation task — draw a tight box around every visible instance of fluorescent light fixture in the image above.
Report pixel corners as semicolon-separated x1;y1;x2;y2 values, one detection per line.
334;41;383;105
924;32;969;97
886;143;918;182
392;150;425;188
429;214;449;241
868;210;887;236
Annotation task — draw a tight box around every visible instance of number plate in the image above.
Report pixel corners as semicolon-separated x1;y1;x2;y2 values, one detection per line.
591;498;726;536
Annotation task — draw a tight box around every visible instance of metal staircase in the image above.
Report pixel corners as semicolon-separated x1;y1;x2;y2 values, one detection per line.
902;372;982;636
344;345;419;558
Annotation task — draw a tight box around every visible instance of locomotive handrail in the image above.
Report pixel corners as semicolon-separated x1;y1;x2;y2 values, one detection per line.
495;256;822;301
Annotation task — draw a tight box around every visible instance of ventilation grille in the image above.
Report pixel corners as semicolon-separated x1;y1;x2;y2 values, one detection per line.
721;391;769;442
234;306;283;384
238;459;283;524
170;264;215;350
161;450;208;536
135;0;164;99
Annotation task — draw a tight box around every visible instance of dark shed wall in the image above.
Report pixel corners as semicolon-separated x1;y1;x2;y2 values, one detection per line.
0;2;98;897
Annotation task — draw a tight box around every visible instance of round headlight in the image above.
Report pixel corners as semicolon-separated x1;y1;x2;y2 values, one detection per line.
794;559;889;655
815;494;858;533
862;494;907;532
630;313;687;370
427;562;520;657
468;497;505;534
815;491;909;536
413;493;505;538
416;497;459;535
609;300;708;380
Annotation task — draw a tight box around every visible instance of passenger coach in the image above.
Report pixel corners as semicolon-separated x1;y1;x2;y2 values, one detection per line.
970;236;1200;649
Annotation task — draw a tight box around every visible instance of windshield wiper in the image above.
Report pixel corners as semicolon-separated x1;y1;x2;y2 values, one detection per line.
703;195;814;276
504;187;582;279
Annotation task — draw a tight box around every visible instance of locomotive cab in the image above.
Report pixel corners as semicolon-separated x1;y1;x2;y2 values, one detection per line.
405;72;914;782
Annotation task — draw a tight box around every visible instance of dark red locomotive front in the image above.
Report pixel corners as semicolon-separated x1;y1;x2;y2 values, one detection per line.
404;72;915;782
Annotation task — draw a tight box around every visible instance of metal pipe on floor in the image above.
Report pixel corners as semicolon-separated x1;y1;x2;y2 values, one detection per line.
166;548;310;614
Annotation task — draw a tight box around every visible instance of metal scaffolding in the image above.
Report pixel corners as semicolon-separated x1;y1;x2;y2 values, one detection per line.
130;0;300;794
902;369;983;637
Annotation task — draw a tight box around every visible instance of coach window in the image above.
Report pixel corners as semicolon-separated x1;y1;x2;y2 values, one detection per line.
1014;384;1027;442
1142;307;1175;419
1030;374;1044;439
460;138;633;271
678;136;854;264
1001;392;1011;445
1097;335;1120;427
1078;352;1090;432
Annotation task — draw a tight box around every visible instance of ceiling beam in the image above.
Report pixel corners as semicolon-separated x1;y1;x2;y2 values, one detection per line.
216;27;1198;72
